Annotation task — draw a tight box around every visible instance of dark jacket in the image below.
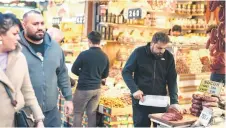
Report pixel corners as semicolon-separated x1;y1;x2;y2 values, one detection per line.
19;32;72;112
72;47;109;90
122;43;178;104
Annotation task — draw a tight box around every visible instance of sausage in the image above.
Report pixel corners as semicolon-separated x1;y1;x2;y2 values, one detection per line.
192;94;203;100
190;107;201;113
215;38;220;52
219;1;225;7
161;114;174;121
210;44;218;56
217;22;225;39
202;101;219;107
162;113;177;121
192;103;202;109
210;28;218;44
202;96;219;102
192;99;202;105
191;112;201;117
206;39;211;49
162;113;183;121
218;38;225;52
219;7;225;22
167;107;180;114
210;1;220;12
220;7;225;22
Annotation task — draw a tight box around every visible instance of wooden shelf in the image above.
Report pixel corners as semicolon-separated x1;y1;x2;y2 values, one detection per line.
183;28;206;31
99;22;170;30
148;10;204;16
99;22;206;31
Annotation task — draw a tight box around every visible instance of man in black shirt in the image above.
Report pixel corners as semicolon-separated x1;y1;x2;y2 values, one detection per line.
71;31;109;127
122;32;180;127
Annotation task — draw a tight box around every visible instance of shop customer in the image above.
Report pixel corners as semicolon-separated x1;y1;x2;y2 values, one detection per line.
19;10;73;127
72;31;109;127
169;25;182;36
122;32;180;127
47;27;76;87
0;13;44;127
206;25;225;84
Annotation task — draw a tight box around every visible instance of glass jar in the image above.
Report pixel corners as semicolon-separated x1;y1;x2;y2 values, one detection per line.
187;4;192;14
200;4;205;14
182;4;187;14
197;4;201;14
192;5;197;14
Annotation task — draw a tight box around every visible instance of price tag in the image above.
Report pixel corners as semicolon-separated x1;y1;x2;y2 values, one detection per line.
105;77;115;88
198;107;213;127
74;16;85;24
52;17;62;25
128;8;142;19
198;80;223;96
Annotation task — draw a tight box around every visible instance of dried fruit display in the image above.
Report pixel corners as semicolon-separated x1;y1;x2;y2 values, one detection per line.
99;97;125;108
175;49;209;74
120;94;132;106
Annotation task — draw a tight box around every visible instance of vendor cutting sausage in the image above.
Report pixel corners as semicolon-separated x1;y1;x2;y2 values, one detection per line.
122;32;181;127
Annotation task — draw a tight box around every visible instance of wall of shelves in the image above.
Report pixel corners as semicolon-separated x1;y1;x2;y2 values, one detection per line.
94;0;207;43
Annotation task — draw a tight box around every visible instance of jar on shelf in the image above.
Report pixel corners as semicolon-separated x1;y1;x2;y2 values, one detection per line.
196;4;201;14
115;15;119;24
177;4;182;14
187;4;192;14
107;13;112;23
192;5;197;14
200;4;205;14
191;19;196;29
182;4;187;14
118;15;124;24
134;19;138;25
175;4;179;13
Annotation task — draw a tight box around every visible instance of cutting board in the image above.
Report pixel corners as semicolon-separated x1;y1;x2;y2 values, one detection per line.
149;113;198;127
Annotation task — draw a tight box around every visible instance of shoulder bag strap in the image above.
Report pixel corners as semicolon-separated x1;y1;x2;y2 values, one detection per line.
0;81;17;107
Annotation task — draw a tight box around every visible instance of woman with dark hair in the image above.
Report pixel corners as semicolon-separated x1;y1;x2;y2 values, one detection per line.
0;13;44;127
15;18;24;31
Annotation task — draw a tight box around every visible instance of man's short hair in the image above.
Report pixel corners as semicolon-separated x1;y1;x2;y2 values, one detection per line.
172;25;182;32
152;32;170;44
88;31;102;44
206;24;218;34
23;10;41;20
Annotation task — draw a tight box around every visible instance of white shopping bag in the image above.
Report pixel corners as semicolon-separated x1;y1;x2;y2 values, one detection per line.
139;95;169;107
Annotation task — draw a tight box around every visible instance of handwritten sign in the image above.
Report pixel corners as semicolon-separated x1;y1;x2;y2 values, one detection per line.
199;107;213;126
198;80;223;96
128;8;142;19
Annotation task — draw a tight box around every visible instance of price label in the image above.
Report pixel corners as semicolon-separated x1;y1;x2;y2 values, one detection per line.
128;8;142;19
198;80;223;96
52;17;62;25
74;16;85;24
198;107;212;127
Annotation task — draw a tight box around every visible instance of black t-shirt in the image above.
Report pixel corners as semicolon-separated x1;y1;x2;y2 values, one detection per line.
27;40;45;57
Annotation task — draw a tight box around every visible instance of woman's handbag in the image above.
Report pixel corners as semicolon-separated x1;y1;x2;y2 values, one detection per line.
0;81;35;127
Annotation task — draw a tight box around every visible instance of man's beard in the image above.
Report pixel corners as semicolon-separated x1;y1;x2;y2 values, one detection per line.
27;33;44;41
153;53;164;58
151;45;164;58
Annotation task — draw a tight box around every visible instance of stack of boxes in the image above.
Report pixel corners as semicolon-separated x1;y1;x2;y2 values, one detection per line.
58;95;88;127
98;104;133;127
